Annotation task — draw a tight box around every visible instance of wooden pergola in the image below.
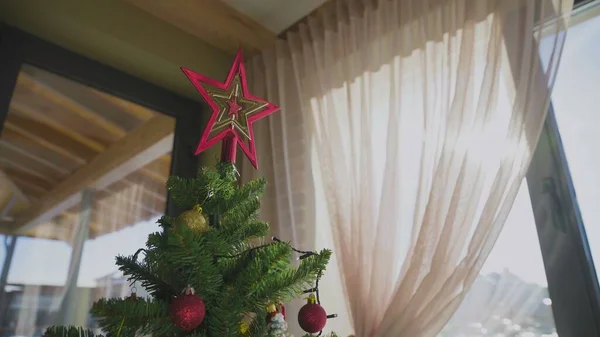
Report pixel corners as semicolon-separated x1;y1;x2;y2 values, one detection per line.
0;64;175;242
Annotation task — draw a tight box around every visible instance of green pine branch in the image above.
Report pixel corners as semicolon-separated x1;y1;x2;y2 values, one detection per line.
166;175;210;210
162;226;223;299
145;230;167;249
203;290;244;337
90;297;176;337
247;310;268;337
215;161;238;182
166;165;234;212
221;196;262;226
252;249;332;302
219;220;270;249
232;242;293;297
157;215;176;230
115;254;176;300
223;178;266;213
218;245;262;283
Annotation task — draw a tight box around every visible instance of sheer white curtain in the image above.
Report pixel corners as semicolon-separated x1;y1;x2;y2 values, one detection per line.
244;0;572;336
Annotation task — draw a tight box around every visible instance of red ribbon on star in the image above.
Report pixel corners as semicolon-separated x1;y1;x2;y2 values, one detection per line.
181;49;280;169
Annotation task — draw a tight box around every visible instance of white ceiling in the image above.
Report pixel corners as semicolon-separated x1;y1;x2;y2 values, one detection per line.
222;0;329;33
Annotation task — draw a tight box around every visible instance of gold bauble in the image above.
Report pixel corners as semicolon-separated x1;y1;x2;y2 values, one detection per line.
177;205;209;233
239;321;250;336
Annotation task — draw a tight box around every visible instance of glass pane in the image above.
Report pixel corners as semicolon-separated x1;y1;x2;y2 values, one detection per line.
440;182;556;337
548;3;600;281
0;64;174;336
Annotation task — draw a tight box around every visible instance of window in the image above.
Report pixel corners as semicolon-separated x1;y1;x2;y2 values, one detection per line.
550;3;600;281
440;182;556;337
0;25;203;337
0;65;173;336
442;2;600;336
310;2;600;337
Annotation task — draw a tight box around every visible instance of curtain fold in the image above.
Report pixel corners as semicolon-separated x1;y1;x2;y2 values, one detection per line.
244;0;572;336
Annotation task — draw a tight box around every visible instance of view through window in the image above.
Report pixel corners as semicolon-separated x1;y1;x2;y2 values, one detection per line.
440;4;600;337
440;182;555;337
549;3;600;283
0;64;173;337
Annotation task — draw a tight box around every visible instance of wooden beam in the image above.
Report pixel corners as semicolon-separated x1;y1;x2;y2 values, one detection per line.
0;220;14;229
15;71;172;168
11;101;107;154
17;73;127;141
2;120;88;164
18;69;156;133
0;177;14;214
89;88;154;121
9;102;170;184
0;140;70;177
124;0;276;54
0;133;82;174
15;75;167;173
10;178;47;198
0;170;29;215
10;115;175;234
0;163;54;191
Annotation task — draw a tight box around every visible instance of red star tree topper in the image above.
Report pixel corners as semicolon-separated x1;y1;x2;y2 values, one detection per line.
181;50;280;169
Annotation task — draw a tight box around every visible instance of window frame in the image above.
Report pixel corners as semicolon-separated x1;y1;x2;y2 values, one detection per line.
0;25;207;330
527;108;600;337
522;1;600;336
575;0;596;7
0;24;205;218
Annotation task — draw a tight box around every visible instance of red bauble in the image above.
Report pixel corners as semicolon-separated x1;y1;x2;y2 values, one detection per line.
279;303;286;319
298;296;327;333
169;289;206;331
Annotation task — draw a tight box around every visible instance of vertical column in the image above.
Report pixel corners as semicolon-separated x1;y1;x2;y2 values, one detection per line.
0;195;19;328
59;189;94;326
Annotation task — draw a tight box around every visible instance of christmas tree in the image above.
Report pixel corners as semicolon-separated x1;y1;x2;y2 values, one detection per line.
43;50;338;337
